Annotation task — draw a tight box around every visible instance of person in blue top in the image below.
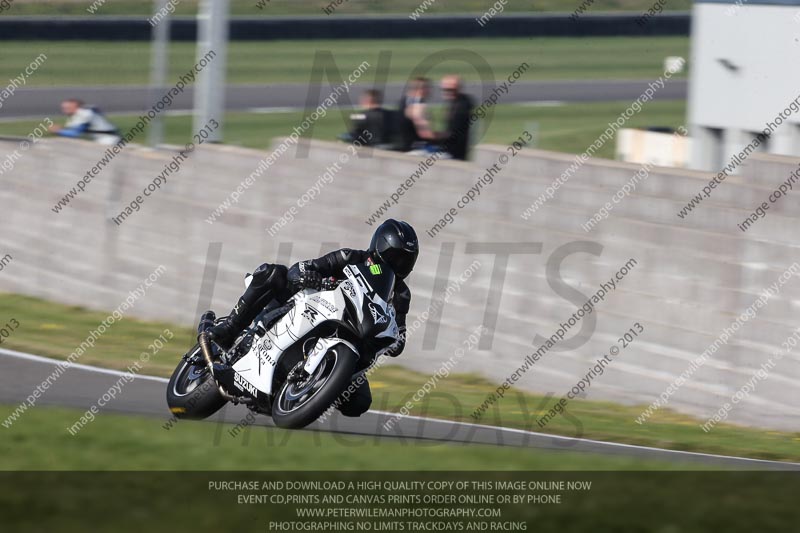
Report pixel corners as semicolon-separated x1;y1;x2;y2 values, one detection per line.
48;99;121;145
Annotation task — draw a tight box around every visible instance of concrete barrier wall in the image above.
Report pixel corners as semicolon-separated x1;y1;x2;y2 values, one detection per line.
1;137;798;431
744;152;800;190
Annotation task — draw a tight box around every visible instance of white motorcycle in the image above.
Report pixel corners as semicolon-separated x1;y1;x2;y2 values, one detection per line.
166;263;400;429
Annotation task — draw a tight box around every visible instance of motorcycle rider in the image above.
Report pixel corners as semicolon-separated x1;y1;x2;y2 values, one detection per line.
208;219;419;417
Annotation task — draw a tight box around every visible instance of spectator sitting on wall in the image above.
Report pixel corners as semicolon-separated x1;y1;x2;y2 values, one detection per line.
343;89;395;148
47;99;121;145
397;77;440;153
438;75;474;161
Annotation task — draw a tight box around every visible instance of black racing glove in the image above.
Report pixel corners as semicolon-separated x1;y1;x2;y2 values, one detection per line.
287;262;323;292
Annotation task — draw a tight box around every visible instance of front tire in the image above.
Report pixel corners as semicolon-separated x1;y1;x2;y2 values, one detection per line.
166;345;227;420
271;343;358;429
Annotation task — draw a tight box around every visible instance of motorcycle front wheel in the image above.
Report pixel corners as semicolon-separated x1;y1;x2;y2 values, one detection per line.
271;343;357;429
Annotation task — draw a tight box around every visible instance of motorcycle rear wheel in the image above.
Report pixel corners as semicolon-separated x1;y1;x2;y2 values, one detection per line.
166;345;227;420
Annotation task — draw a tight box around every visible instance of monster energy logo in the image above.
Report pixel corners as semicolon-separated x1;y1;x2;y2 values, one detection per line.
370;264;382;275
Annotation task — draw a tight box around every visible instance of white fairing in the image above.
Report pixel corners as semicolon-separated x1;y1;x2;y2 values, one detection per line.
230;267;398;395
302;337;358;374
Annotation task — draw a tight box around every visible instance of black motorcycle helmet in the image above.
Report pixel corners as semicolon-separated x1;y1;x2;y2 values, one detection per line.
368;219;419;279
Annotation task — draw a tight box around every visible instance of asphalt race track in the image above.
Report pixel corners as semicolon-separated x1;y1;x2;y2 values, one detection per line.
1;347;797;470
0;79;687;120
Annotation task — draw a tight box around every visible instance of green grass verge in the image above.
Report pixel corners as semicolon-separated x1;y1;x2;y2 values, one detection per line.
5;0;692;16
0;37;689;86
1;292;798;463
0;405;695;470
1;100;688;160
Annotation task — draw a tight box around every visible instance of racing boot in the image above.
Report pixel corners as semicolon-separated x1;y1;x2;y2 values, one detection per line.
208;263;287;349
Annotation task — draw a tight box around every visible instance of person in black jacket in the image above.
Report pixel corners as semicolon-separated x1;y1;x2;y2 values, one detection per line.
348;89;394;148
439;75;474;160
209;219;419;417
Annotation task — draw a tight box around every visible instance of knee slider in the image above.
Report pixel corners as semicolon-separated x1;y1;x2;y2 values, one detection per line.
338;399;371;417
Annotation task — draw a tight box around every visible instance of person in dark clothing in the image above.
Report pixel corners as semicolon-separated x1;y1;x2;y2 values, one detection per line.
439;75;474;161
208;219;419;417
348;89;394;148
398;77;438;152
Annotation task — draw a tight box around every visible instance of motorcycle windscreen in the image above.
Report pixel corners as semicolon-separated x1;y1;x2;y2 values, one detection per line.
348;262;395;303
343;263;396;338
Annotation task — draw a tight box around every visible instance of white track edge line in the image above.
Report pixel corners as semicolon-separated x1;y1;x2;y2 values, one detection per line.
2;348;797;467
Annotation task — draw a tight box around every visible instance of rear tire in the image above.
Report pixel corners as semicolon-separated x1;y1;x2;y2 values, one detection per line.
166;345;227;420
271;343;358;429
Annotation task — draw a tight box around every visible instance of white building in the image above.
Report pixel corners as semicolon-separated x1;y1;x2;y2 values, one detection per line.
688;0;800;170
